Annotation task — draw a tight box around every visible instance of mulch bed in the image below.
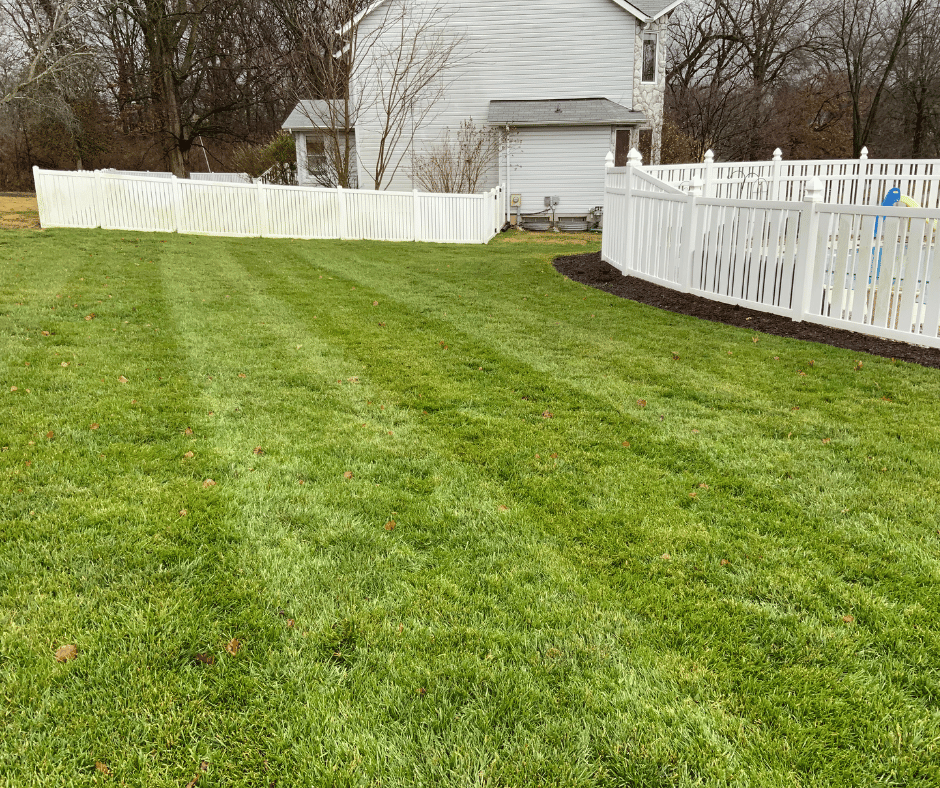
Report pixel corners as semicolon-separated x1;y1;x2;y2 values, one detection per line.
553;251;940;370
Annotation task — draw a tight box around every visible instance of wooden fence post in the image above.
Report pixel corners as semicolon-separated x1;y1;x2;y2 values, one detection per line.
792;176;824;322
678;176;703;292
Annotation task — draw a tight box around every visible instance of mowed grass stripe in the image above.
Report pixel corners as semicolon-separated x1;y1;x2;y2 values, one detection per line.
0;232;286;784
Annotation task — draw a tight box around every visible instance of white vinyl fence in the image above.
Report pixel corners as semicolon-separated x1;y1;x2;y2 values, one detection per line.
603;154;940;348
645;147;940;208
102;169;253;184
34;167;504;245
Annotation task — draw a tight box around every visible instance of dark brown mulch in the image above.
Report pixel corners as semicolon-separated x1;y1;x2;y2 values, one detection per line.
553;251;940;370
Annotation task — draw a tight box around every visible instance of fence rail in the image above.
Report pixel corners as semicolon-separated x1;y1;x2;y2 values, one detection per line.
603;155;940;349
33;167;503;245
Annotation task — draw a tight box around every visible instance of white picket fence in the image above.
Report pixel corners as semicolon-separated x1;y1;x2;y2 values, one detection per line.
33;167;504;245
645;147;940;209
603;152;940;348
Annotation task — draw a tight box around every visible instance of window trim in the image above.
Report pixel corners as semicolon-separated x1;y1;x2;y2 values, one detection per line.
641;32;657;84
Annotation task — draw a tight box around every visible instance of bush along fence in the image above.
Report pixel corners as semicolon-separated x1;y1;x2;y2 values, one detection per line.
603;149;940;349
33;167;505;245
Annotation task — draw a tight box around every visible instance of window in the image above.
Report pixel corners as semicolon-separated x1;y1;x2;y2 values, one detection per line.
306;134;327;174
641;33;657;83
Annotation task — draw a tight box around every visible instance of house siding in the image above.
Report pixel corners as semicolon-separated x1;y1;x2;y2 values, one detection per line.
502;126;613;215
352;0;639;194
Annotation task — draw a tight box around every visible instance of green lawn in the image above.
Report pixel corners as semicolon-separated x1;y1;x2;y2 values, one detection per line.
1;227;938;787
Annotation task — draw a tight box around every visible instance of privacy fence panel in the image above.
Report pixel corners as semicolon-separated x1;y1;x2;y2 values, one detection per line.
33;168;501;245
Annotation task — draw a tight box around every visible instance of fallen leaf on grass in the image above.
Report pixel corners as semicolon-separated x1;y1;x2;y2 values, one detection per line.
253;447;265;455
202;479;216;489
822;438;831;444
720;558;730;566
661;553;671;561
384;521;396;531
183;451;194;459
41;331;50;336
238;373;246;378
636;399;647;408
343;471;353;479
542;410;553;419
225;638;241;656
622;441;630;447
46;431;54;439
498;505;509;511
55;644;78;662
94;761;111;777
84;314;95;321
179;509;188;517
10;386;16;392
118;376;128;384
183;427;193;435
752;336;759;343
194;652;215;665
184;761;209;788
699;483;709;489
90;423;99;430
372;301;378;306
671;352;680;360
61;361;69;367
842;615;855;624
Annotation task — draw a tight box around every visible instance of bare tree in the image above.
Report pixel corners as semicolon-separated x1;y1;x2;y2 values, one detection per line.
824;0;924;157
883;2;940;157
277;0;463;189
0;0;92;110
412;119;506;193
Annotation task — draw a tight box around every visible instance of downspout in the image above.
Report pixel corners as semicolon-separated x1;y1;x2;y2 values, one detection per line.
505;125;511;224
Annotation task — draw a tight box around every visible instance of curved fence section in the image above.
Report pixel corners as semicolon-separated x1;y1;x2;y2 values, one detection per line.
603;157;940;348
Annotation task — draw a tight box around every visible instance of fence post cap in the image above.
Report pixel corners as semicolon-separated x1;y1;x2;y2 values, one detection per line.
804;176;824;202
859;146;869;161
772;148;782;162
605;150;615;169
689;176;704;197
627;148;642;167
703;150;714;164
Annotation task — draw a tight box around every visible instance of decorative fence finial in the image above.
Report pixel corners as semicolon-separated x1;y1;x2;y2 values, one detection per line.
772;148;782;163
860;147;868;161
627;148;643;167
689;176;703;197
605;150;615;169
804;176;824;202
703;150;714;164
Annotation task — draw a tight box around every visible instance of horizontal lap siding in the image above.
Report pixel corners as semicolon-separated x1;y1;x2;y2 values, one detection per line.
510;127;613;214
354;0;636;194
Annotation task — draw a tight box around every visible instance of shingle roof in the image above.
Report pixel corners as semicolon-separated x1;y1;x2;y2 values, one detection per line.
281;100;356;131
487;98;645;127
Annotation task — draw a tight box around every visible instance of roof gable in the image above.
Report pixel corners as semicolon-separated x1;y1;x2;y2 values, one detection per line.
354;0;682;27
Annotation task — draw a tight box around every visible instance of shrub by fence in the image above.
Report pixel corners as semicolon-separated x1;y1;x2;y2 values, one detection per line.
603;151;940;349
33;167;504;245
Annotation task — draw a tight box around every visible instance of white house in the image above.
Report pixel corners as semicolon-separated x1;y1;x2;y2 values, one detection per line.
282;0;680;222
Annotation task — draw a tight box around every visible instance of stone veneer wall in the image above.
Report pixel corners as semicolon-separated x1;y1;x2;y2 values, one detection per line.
632;17;669;166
